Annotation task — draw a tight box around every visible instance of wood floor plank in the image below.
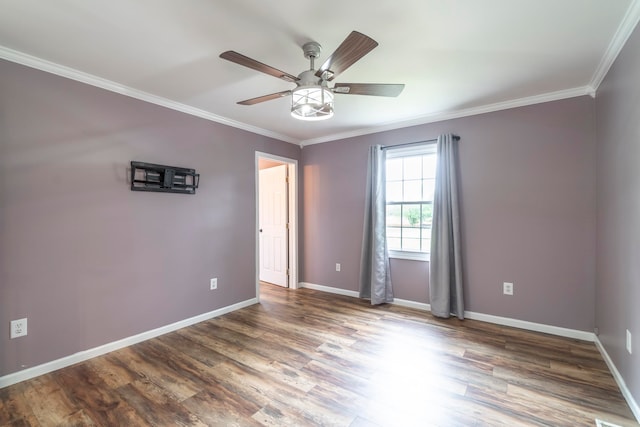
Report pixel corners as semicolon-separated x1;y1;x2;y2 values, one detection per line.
115;380;207;426
155;330;230;369
20;375;84;426
251;403;314;426
54;363;136;426
464;384;560;426
116;345;200;402
181;387;263;426
85;355;139;390
211;360;356;426
506;383;639;427
176;323;253;365
1;283;637;426
494;364;632;416
0;383;36;426
302;359;374;397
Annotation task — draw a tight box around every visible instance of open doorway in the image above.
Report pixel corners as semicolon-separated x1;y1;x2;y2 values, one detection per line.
255;152;298;300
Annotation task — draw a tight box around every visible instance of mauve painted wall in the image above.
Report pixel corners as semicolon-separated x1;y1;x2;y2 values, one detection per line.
301;96;596;331
0;60;300;376
595;24;640;406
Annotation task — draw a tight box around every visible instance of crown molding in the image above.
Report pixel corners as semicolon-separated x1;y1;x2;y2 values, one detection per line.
0;46;298;145
2;14;629;150
299;85;593;147
590;0;640;92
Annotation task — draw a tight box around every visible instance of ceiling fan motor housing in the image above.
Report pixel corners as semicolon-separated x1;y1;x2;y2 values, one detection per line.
299;42;332;86
297;69;325;87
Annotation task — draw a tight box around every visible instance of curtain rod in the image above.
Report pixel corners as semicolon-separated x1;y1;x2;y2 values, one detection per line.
381;135;460;150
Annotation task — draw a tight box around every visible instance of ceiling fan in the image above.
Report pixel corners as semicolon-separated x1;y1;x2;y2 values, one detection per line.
219;31;405;121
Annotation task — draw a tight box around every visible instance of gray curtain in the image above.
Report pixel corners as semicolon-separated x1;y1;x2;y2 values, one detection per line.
359;145;393;304
429;134;464;319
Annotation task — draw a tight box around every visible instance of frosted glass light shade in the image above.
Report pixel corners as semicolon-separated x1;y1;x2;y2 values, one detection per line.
291;86;334;121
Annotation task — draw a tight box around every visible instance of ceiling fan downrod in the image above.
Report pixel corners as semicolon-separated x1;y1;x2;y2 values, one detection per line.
301;41;322;71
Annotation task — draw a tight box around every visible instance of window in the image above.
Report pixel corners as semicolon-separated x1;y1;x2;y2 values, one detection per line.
385;143;437;260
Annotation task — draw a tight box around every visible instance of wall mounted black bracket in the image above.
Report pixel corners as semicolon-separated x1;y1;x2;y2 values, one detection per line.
130;161;199;195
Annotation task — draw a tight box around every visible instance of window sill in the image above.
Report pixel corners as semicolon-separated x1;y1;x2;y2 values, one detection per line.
389;250;429;262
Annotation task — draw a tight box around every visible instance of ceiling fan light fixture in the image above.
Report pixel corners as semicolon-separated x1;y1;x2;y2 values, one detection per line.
291;85;334;121
221;31;403;120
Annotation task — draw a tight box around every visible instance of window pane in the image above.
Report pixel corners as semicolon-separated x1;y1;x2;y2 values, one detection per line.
386;205;402;226
386;226;402;238
387;181;403;203
402;238;421;251
388;237;401;251
421;203;433;229
403;157;422;180
403;227;421;239
404;180;422;201
386;158;402;181
421;238;431;252
423;155;437;178
422;179;435;201
402;204;421;227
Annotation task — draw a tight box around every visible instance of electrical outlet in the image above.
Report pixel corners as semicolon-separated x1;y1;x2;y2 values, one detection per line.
627;329;632;355
503;282;514;295
336;263;341;272
210;278;218;290
11;318;28;339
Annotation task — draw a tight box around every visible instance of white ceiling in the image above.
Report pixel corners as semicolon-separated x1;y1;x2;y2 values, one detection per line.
1;0;639;145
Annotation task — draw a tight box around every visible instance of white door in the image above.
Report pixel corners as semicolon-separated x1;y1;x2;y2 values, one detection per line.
259;165;288;287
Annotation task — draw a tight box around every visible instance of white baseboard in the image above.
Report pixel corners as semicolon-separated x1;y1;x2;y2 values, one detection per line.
463;311;595;342
393;298;431;311
0;298;258;389
299;282;595;343
298;283;433;312
595;336;640;422
299;282;360;298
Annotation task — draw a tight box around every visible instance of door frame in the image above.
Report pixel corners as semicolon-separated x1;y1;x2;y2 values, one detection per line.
255;152;298;300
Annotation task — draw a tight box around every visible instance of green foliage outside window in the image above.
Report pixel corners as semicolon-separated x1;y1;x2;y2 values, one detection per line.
404;206;422;226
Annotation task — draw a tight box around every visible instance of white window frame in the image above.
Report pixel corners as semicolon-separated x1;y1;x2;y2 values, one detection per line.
385;143;437;262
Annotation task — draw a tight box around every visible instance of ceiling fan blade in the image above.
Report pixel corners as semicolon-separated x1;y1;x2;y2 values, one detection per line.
237;90;292;106
315;31;378;81
220;51;299;83
333;83;405;97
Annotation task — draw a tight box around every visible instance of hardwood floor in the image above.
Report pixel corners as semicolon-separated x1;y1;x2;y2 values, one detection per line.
1;283;638;426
